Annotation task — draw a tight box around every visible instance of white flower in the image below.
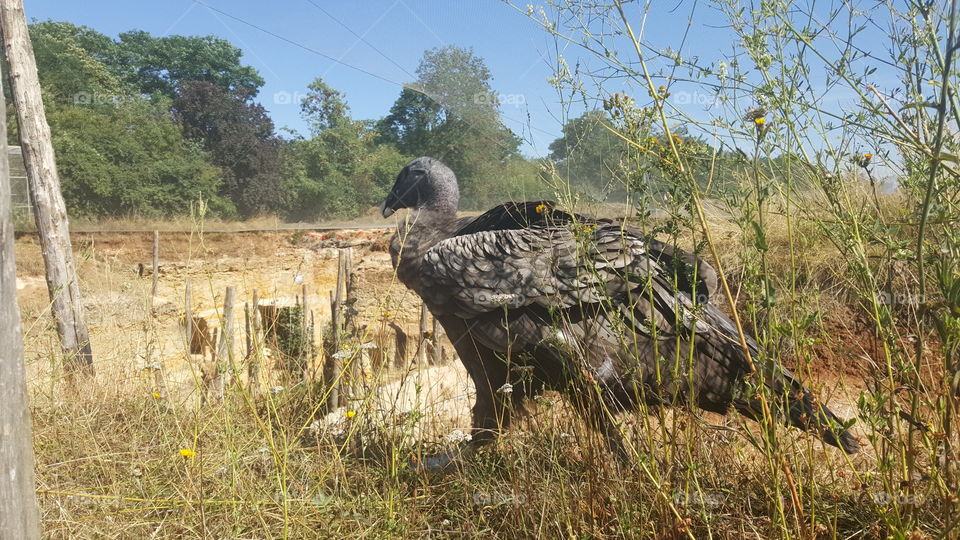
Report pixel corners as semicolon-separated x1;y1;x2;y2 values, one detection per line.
444;429;473;443
496;383;513;394
308;420;321;436
294;274;304;284
270;386;284;394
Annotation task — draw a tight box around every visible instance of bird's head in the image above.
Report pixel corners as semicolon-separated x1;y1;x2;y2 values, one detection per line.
381;157;460;218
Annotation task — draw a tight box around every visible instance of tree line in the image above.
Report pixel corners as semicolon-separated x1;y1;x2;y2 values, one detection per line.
19;21;758;221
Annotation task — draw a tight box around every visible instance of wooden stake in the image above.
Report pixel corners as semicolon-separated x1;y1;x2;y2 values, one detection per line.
432;314;442;365
151;230;159;297
184;282;193;353
212;286;235;401
419;302;429;365
2;0;92;373
0;38;40;535
248;289;260;394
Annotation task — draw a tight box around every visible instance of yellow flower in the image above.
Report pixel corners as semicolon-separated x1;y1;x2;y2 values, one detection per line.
534;203;547;214
179;448;196;458
345;410;356;419
864;153;872;160
152;392;161;399
754;117;766;126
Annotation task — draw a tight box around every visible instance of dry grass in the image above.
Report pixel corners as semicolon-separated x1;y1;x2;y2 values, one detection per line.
15;202;953;538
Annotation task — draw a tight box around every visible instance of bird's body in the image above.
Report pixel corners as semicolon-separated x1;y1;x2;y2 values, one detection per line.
383;157;858;465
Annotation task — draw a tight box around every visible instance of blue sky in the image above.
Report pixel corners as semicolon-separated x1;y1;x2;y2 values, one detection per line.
24;1;894;162
25;1;749;157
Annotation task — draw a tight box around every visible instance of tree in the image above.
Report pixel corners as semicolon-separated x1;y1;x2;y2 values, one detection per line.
284;78;410;220
377;46;521;205
173;81;283;217
50;97;226;217
27;21;122;103
300;77;350;133
549;110;629;199
115;30;264;99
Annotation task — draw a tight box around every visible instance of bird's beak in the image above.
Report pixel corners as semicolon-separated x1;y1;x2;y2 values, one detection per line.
381;201;395;218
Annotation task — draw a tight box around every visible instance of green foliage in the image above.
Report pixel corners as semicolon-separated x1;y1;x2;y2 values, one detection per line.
48;97;228;218
27;21;124;103
300;77;351;133
114;30;264;98
173;81;284;218
377;46;523;206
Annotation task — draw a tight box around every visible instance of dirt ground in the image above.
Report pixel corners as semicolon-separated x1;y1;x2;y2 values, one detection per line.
13;226;885;448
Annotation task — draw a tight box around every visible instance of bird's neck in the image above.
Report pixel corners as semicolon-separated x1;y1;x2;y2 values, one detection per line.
392;208;458;290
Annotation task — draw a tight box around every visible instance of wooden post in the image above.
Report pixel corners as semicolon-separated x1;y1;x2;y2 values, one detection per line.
248;289;260;394
1;0;93;373
326;291;340;410
212;286;235;401
0;45;40;537
432;314;443;365
184;282;193;353
301;284;310;380
419;302;429;365
390;322;408;369
151;230;159;297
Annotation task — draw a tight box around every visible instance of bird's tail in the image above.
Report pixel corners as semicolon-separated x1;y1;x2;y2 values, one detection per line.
732;363;860;454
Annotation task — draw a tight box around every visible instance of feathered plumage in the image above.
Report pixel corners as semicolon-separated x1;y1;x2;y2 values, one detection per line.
382;157;859;465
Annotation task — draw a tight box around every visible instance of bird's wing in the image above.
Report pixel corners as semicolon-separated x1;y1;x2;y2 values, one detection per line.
453;200;591;237
419;223;714;342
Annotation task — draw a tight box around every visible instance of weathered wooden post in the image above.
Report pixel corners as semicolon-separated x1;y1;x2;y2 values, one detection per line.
418;303;429;365
432;314;443;365
212;286;236;401
151;230;159;297
1;0;92;373
0;44;40;537
184;282;194;353
248;289;260;394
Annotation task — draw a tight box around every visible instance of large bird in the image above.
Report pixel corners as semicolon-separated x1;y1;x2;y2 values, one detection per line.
382;157;858;469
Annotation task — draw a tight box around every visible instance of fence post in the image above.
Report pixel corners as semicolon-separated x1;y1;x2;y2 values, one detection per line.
212;286;235;402
151;230;159;297
1;0;92;374
0;34;40;535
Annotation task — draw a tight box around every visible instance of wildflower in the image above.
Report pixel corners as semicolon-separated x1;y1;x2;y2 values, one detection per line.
321;235;327;240
496;383;514;394
445;429;473;443
152;391;161;399
345;410;356;419
534;203;548;214
270;385;284;394
754;116;766;126
179;448;196;458
857;153;873;168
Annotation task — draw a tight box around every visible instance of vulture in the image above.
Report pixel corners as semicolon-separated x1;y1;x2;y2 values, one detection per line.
382;157;859;469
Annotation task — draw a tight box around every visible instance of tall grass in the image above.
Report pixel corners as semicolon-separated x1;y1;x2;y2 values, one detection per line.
21;1;960;538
